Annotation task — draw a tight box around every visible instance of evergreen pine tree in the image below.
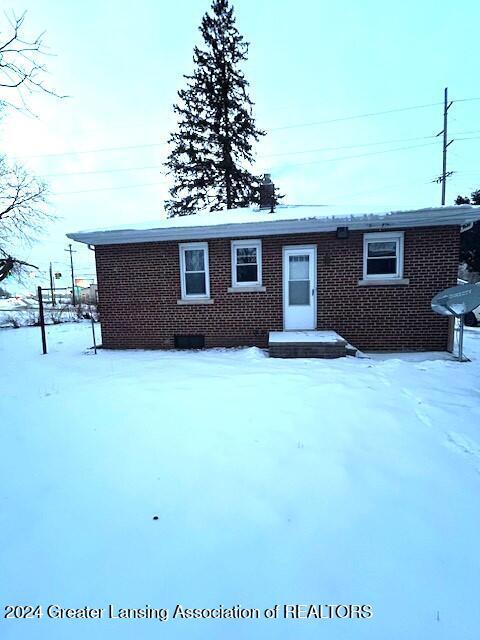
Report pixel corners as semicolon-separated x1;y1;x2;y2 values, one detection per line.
455;190;480;273
165;0;265;216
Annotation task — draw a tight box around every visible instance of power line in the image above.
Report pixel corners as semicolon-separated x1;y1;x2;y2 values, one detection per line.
13;97;480;161
451;97;480;104
41;164;166;178
12;141;168;160
451;129;480;136
53;181;165;196
49;143;441;196
39;135;437;178
268;101;445;132
41;133;471;180
278;141;441;171
260;134;437;158
341;177;435;200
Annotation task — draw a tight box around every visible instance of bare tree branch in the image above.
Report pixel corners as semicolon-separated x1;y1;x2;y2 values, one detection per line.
0;10;66;113
0;11;62;282
0;247;38;282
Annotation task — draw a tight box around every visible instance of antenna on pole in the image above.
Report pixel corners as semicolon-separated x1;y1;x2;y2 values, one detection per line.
434;87;454;205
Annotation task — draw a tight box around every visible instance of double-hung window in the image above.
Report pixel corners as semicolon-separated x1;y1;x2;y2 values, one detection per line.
179;242;210;299
231;239;262;287
363;232;404;280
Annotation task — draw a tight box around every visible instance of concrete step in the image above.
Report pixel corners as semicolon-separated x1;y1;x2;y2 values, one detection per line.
268;330;348;359
345;343;358;357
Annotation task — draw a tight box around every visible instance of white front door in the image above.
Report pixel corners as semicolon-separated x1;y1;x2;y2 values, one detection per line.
283;246;316;330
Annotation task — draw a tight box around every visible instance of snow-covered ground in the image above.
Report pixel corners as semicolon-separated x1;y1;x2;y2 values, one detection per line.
1;322;480;639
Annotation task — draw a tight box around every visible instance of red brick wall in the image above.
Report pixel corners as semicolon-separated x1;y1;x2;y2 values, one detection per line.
95;226;459;351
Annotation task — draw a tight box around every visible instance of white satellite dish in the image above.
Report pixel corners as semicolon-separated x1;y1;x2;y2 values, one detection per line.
431;282;480;361
431;282;480;317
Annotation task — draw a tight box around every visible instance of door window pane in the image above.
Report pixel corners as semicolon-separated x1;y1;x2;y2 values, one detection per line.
289;281;310;305
289;255;309;279
185;272;206;295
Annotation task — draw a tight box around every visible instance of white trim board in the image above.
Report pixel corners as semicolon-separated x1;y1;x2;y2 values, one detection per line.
179;242;210;300
67;206;480;246
231;238;262;288
363;231;404;281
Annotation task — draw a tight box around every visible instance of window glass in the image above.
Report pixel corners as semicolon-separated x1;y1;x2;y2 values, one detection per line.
185;272;206;295
236;247;257;282
289;281;310;305
237;247;257;264
367;241;397;258
288;255;310;305
365;236;400;278
185;249;205;272
181;244;208;297
289;255;309;279
232;242;261;285
236;265;257;282
366;258;397;275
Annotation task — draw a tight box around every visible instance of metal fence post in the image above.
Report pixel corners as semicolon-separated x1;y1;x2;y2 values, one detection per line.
91;314;97;354
458;315;465;362
37;286;47;355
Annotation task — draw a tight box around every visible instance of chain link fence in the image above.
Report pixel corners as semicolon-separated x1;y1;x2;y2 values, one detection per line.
0;294;99;329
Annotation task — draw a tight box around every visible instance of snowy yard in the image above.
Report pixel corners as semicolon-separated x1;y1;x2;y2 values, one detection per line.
1;322;480;639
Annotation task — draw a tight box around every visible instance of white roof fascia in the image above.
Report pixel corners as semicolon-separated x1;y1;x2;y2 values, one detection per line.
66;206;480;246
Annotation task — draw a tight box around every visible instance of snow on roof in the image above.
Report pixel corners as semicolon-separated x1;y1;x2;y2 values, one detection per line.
67;203;480;246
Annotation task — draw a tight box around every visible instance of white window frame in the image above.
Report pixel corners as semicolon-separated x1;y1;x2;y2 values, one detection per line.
231;239;262;288
363;231;404;280
179;242;210;300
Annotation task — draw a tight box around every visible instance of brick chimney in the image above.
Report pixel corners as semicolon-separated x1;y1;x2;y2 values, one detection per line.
259;174;275;211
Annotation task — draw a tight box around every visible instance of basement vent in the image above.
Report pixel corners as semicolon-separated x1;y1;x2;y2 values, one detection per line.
174;335;205;350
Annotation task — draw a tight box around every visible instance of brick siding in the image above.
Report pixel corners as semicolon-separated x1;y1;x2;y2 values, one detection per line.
95;225;459;351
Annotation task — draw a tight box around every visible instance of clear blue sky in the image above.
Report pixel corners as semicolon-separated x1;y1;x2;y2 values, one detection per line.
2;0;480;288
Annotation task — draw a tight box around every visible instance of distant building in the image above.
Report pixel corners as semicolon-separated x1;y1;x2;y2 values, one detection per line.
74;279;98;304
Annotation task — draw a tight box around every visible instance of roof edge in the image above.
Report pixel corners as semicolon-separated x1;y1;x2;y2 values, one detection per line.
66;206;480;246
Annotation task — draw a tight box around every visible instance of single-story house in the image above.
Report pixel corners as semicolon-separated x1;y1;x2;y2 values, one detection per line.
67;190;480;354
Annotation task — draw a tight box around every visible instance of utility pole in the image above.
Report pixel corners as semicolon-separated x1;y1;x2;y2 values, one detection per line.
49;262;56;307
436;87;454;205
65;244;77;306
